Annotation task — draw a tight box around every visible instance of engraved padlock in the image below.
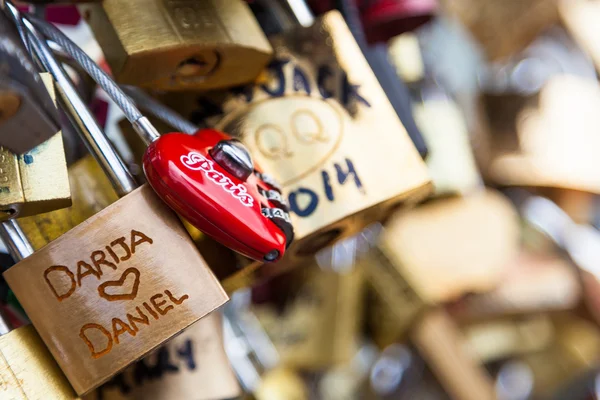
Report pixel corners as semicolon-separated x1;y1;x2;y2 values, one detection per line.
79;0;273;90
250;261;365;370
0;10;60;154
0;313;78;399
0;72;71;220
24;15;293;263
163;1;432;271
84;312;241;400
1;10;227;395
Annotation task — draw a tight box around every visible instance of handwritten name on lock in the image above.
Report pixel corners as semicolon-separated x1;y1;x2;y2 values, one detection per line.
42;229;190;359
190;57;372;218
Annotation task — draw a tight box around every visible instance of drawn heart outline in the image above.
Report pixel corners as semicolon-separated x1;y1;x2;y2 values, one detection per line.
97;267;140;301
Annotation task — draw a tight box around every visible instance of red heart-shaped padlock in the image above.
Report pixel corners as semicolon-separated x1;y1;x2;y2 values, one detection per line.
143;129;293;262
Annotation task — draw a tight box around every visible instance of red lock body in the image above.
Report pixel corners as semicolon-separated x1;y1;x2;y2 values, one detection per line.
143;129;288;262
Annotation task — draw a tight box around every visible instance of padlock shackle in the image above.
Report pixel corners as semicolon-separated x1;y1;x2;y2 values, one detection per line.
0;220;33;261
24;13;161;146
5;5;138;197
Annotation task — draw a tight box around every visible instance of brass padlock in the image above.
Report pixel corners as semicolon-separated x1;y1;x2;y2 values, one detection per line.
80;0;273;91
163;9;432;271
380;189;519;304
0;73;71;220
84;313;241;400
0;320;78;399
250;261;365;370
2;21;227;395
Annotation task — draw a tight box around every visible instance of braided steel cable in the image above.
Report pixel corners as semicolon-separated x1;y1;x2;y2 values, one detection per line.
25;14;143;123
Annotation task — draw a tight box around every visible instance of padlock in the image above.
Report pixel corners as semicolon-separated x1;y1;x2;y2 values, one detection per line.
79;0;273;91
380;189;519;304
0;10;60;154
388;32;482;197
84;312;241;400
162;4;432;271
0;314;78;399
0;72;71;220
1;12;227;395
25;14;293;263
250;261;365;370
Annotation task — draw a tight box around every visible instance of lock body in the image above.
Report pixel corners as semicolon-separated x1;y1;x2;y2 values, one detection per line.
4;185;227;395
0;73;71;219
84;313;241;400
80;0;273;90
0;325;77;399
0;15;59;154
165;11;432;269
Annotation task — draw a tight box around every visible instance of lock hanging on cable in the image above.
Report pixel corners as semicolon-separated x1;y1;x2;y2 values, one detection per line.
0;4;227;395
21;10;294;263
80;0;273;91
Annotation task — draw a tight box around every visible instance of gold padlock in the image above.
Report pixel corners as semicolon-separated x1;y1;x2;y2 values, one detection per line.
251;261;365;370
0;73;71;220
0;322;78;399
84;313;240;400
80;0;273;90
380;189;520;304
164;11;432;271
2;27;228;395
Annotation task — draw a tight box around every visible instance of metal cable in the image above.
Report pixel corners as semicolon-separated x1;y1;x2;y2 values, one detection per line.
25;14;143;123
120;85;200;134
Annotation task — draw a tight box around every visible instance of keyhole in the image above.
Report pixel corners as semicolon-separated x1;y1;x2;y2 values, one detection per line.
174;52;220;78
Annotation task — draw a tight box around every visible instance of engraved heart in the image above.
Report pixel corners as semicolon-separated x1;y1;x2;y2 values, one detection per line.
97;268;140;301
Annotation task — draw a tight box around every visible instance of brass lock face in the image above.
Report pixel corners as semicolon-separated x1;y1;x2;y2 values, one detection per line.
80;0;273;90
164;11;432;269
4;185;228;395
84;313;240;400
251;262;364;370
0;325;77;399
0;73;71;219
